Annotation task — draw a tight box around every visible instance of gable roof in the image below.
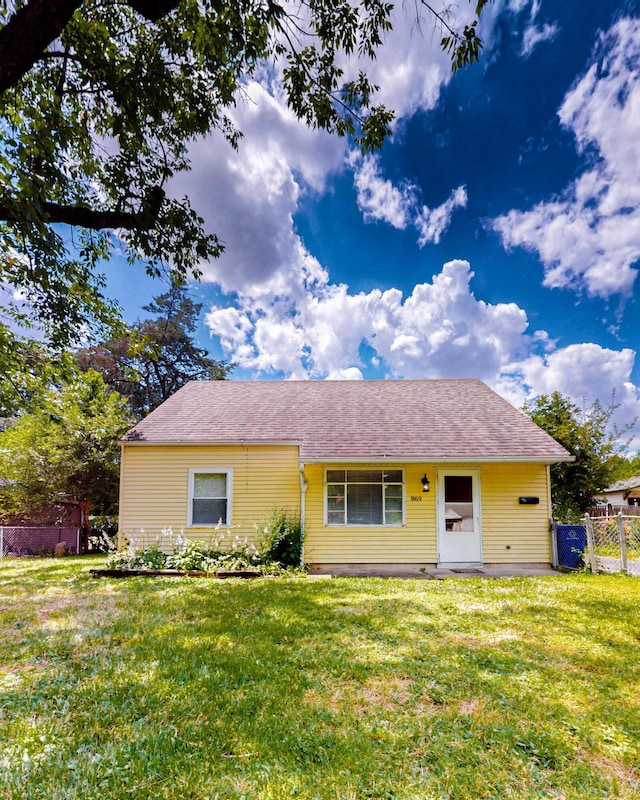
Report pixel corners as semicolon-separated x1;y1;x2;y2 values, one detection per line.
123;379;571;464
601;475;640;494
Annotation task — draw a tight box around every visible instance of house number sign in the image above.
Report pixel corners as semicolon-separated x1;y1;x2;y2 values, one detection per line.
410;496;423;502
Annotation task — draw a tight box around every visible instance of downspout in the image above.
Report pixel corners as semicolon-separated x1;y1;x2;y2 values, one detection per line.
118;442;126;551
299;463;308;566
546;464;554;565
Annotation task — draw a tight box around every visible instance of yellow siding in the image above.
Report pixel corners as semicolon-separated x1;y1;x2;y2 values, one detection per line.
120;448;552;564
119;444;300;545
480;462;552;563
304;464;438;564
304;462;552;565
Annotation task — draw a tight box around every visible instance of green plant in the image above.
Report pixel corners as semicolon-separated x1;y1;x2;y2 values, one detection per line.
106;542;167;570
106;527;263;572
165;539;217;572
256;507;304;568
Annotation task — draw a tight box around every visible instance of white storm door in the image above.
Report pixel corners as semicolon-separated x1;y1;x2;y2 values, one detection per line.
437;469;482;565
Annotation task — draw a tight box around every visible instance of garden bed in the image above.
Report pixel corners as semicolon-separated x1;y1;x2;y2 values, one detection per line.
90;567;261;579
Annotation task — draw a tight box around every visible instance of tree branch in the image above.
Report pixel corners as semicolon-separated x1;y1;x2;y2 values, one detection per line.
0;0;181;96
127;0;180;23
0;0;82;95
0;186;165;231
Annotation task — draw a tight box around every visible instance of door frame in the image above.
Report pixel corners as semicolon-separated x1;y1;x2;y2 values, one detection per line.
436;467;483;567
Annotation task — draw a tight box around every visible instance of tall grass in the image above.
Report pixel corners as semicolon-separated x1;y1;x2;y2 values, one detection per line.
1;556;639;799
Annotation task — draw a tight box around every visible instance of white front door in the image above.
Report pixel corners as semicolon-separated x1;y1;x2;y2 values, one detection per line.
437;469;482;565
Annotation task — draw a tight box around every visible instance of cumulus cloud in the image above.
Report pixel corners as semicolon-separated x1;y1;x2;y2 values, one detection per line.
169;4;640;446
169;80;344;300
497;343;640;444
206;259;531;381
205;256;640;445
168;0;479;300
351;154;417;229
351;153;467;243
493;16;640;299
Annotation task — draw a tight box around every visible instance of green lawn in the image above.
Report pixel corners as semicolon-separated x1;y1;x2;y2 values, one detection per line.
1;558;639;799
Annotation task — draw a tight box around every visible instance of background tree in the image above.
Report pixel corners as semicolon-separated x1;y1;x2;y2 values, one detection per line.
524;391;632;519
0;369;132;525
76;284;233;418
0;325;79;417
606;452;640;482
0;1;490;347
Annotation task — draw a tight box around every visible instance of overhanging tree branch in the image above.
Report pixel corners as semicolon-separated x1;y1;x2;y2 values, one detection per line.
0;186;165;231
0;0;181;96
0;0;81;95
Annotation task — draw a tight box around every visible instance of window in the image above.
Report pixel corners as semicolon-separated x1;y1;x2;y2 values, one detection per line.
188;469;232;526
326;469;404;526
443;474;475;532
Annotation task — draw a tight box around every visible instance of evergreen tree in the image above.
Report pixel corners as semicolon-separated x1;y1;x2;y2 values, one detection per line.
76;284;233;417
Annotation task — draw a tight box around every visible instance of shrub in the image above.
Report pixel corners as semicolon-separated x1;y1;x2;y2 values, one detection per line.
89;516;119;552
256;507;304;568
106;527;262;572
107;542;167;570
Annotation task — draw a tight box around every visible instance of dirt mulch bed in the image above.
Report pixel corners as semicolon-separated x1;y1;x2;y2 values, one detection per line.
90;568;261;579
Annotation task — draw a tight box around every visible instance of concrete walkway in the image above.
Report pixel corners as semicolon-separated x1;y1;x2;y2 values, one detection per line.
309;564;560;579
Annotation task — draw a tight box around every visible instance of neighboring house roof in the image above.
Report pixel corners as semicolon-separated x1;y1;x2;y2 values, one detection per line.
123;379;571;464
600;476;640;494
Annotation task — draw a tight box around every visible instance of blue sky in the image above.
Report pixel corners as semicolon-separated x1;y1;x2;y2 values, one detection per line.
108;0;640;442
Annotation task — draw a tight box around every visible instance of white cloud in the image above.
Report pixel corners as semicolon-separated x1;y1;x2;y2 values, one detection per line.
205;257;640;446
493;16;640;299
326;367;364;381
169;5;640;447
521;22;559;57
498;343;640;446
517;0;559;57
351;154;467;243
206;259;530;381
416;185;468;245
170;80;344;300
351;154;417;229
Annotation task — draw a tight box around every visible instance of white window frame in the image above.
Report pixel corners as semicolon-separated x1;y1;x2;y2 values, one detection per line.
187;468;233;528
324;468;405;527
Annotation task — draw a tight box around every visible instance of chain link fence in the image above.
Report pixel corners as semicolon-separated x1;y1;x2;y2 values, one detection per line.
584;513;640;575
0;526;80;557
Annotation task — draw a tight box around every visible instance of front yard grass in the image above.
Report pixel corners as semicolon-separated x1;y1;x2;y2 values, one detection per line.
0;557;639;799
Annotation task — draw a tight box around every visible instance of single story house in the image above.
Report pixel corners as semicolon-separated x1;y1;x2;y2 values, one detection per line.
596;476;640;508
118;379;572;569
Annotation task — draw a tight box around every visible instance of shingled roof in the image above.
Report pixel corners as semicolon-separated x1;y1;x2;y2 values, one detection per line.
601;475;640;493
123;379;571;463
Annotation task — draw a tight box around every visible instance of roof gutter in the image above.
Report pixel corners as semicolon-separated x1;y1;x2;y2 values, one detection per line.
120;439;303;447
300;455;575;464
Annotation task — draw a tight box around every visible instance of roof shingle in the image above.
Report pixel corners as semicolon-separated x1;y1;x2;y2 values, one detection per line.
123;379;571;463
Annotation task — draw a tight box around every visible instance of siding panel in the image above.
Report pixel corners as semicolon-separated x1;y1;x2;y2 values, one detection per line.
481;463;551;563
120;449;552;564
304;462;551;564
304;464;438;563
119;445;300;545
